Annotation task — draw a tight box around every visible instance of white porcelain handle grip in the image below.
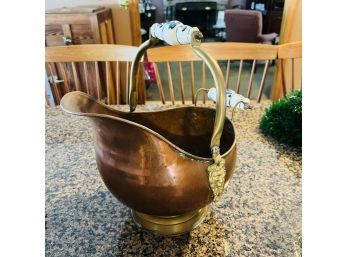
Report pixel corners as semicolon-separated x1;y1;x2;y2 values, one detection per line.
150;21;202;46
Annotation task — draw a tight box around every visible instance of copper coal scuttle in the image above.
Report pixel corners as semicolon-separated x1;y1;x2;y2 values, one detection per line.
61;21;237;235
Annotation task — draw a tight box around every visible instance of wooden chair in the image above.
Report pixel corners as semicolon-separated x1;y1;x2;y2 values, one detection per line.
277;41;302;97
146;42;279;104
45;44;144;106
45;42;302;106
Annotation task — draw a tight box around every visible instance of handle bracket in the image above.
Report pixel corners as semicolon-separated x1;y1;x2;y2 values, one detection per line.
48;75;64;84
62;36;72;45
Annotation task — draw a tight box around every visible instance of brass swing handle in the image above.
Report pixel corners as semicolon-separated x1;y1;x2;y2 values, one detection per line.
129;21;226;149
129;22;227;200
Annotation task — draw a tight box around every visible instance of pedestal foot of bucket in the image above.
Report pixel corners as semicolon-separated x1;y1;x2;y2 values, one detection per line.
132;206;209;236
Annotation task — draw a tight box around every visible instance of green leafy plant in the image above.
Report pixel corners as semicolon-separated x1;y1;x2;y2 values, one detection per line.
259;90;302;147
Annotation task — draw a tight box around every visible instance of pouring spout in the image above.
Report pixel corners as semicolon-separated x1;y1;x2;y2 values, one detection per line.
60;91;118;117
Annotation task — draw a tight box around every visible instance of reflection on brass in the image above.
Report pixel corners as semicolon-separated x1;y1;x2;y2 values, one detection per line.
60;23;237;235
133;206;209;236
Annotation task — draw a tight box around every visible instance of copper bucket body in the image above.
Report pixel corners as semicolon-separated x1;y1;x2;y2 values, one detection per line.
60;22;237;235
61;92;236;235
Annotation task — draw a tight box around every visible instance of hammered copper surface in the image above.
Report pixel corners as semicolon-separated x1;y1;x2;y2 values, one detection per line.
61;92;237;216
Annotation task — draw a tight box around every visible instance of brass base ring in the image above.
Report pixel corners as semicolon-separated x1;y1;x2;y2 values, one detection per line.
132;206;209;236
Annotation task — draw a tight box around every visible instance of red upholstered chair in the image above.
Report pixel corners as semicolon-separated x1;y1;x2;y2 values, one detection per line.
224;9;278;44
